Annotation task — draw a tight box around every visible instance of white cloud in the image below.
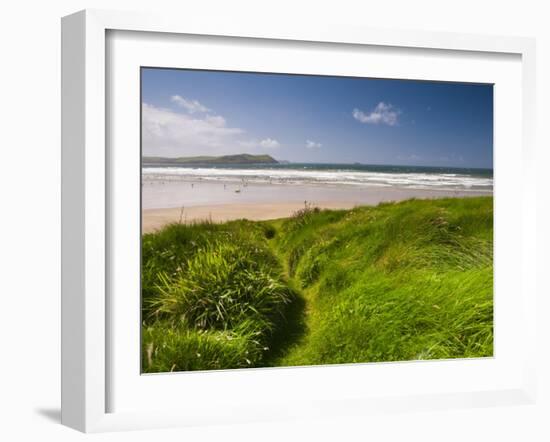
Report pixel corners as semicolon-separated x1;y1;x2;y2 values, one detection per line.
142;102;282;157
170;95;211;114
142;103;245;157
204;115;226;127
439;153;464;163
259;138;280;149
397;154;421;161
306;139;322;149
353;102;401;126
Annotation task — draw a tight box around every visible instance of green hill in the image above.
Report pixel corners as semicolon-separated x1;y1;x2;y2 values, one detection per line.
143;153;278;165
141;197;493;372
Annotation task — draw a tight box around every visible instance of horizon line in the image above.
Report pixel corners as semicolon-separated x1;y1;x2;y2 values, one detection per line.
142;155;493;170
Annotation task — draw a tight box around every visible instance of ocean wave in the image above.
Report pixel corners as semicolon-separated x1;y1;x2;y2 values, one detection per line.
142;166;493;191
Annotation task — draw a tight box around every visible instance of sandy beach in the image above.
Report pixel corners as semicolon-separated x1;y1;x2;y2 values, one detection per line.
142;179;492;233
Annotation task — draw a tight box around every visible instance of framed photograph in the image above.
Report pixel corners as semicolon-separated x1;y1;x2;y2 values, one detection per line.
61;9;537;432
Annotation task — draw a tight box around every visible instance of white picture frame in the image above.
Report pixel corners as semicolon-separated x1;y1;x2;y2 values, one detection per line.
61;9;537;433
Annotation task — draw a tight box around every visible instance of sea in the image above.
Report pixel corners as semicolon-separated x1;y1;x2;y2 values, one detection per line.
142;163;493;192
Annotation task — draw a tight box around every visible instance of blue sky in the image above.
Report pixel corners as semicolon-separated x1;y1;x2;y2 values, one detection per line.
142;68;493;168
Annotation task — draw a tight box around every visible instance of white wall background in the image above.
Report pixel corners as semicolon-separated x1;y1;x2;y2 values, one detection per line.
0;1;548;440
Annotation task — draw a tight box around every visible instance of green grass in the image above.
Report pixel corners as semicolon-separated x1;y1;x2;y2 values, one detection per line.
142;196;493;372
141;220;296;372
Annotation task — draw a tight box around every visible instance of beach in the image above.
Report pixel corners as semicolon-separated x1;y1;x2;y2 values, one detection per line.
139;71;495;374
142;177;492;233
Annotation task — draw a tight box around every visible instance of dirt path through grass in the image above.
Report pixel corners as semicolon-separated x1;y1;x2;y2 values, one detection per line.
261;236;314;366
261;196;494;367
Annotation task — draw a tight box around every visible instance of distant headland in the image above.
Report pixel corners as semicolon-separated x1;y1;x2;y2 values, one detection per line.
142;154;278;165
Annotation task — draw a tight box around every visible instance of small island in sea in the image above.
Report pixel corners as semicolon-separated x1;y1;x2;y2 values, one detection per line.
140;67;494;373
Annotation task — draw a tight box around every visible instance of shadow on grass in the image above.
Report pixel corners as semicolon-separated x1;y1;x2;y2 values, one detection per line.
262;290;308;366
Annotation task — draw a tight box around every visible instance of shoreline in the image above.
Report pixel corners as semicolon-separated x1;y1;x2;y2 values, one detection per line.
142;201;357;233
142;194;492;233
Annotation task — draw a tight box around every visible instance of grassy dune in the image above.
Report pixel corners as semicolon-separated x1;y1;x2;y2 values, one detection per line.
141;196;493;373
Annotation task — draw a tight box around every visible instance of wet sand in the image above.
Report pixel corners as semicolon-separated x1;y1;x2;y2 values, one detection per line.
142;180;491;233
